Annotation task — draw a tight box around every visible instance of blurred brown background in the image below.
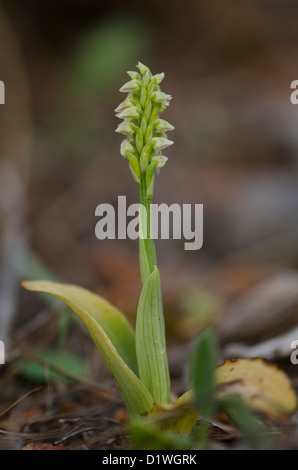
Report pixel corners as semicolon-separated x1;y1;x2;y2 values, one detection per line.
1;0;298;357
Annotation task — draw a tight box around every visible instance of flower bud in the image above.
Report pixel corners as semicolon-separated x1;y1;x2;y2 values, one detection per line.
152;137;174;150
120;139;134;157
127;71;140;80
154;119;175;132
151;155;168;169
153;91;172;104
115;121;134;135
116;106;139;119
114;96;133;112
152;72;165;85
137;62;149;75
119;79;140;93
159;101;171;111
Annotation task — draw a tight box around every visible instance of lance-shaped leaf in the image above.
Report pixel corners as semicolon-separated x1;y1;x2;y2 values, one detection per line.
135;267;170;404
21;280;153;416
219;394;263;443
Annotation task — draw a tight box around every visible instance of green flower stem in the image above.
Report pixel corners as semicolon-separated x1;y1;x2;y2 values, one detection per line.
115;63;173;402
115;62;174;285
139;177;156;283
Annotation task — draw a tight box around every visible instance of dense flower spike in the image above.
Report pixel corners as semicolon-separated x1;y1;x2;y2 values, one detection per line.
115;62;174;194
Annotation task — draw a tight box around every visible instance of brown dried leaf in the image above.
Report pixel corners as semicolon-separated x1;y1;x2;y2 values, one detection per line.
22;443;65;450
0;409;43;431
216;359;297;421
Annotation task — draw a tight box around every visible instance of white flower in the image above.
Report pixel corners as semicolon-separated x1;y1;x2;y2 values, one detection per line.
116;106;139;119
160;101;171;109
152;73;165;85
153;91;172;104
114;96;133;113
136;62;149;75
152;137;174;150
120;139;134;157
115;121;134;135
151;155;168;169
115;62;174;187
127;71;140;80
155;119;175;132
119;79;140;93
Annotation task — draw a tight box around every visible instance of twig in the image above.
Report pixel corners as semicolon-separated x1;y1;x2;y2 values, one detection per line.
0;386;43;420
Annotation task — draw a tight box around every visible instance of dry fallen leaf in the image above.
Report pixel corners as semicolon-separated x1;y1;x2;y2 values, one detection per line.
22;443;65;450
216;358;297;421
0;409;43;431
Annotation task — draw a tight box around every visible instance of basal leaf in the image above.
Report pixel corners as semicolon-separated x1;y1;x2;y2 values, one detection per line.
21;280;153;416
23;280;137;373
135;267;170;404
220;394;263;443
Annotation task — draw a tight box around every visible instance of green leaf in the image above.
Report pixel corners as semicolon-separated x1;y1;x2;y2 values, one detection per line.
135;267;170;404
23;280;137;373
21;280;153;416
190;327;218;418
220;394;263;444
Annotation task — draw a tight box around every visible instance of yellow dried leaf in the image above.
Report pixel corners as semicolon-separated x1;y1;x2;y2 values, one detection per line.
148;390;198;434
216;359;297;421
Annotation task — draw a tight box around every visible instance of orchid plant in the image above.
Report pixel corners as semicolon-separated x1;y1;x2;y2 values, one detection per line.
22;62;177;419
22;63;297;444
